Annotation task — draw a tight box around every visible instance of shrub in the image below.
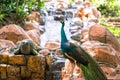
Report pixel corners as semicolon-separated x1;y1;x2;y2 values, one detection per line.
0;0;44;27
97;0;120;17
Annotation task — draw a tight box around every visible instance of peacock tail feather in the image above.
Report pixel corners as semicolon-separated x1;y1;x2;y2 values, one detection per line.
78;46;107;80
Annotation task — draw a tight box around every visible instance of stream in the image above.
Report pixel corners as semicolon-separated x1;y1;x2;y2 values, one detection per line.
40;16;72;47
40;15;72;80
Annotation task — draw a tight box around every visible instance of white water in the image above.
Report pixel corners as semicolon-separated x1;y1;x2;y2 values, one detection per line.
40;16;72;47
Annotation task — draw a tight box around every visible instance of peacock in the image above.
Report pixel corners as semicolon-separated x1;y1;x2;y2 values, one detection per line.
60;21;107;80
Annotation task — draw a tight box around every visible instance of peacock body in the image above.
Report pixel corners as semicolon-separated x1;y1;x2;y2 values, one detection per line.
60;21;107;80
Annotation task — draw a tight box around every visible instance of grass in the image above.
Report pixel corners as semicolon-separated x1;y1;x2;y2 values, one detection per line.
108;27;120;43
107;27;120;37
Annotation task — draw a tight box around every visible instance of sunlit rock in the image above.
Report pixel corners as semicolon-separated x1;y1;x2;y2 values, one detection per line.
0;24;31;44
82;41;119;68
89;24;120;53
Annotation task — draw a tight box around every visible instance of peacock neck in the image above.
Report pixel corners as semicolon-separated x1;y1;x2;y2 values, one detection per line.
61;23;68;44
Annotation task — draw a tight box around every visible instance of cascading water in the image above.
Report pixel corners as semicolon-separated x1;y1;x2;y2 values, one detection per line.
40;14;71;80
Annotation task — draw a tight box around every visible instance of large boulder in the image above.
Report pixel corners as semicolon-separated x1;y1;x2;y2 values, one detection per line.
23;22;45;34
22;22;39;31
81;41;119;67
0;39;16;49
0;24;31;44
89;24;120;53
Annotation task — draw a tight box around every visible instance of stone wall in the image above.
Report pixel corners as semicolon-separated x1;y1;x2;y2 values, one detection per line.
0;52;46;80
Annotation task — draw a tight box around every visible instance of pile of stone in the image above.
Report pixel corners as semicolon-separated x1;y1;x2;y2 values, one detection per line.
62;24;120;80
0;51;46;80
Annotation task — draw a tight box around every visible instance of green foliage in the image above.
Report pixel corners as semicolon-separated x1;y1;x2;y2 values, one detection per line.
97;0;120;17
107;27;120;36
107;27;120;43
0;0;44;26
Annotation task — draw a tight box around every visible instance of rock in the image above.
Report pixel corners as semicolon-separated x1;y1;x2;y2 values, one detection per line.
39;49;50;56
69;26;81;34
55;49;63;57
101;66;116;77
48;57;65;80
69;18;83;34
8;55;26;65
8;76;20;80
62;59;85;80
64;59;74;74
27;11;40;23
46;56;54;65
0;39;16;49
31;72;44;79
89;24;120;53
81;41;120;79
45;40;60;50
22;22;39;31
71;18;83;27
20;66;31;78
26;29;40;45
62;41;120;80
0;48;46;80
88;18;99;24
7;65;20;77
0;64;7;79
106;17;120;27
81;41;119;68
56;2;68;9
71;28;89;43
107;17;120;22
27;11;45;25
45;0;52;2
0;24;31;44
0;50;9;64
27;56;45;73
